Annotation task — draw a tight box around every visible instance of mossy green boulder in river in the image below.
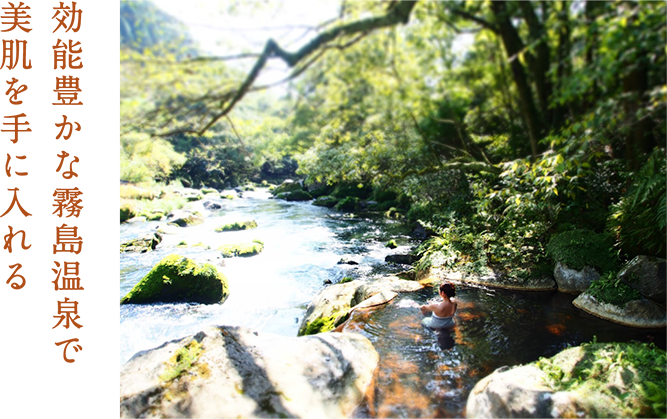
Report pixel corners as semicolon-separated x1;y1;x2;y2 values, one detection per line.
120;254;229;305
466;341;666;418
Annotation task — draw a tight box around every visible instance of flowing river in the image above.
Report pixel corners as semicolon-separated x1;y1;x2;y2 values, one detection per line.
120;189;664;417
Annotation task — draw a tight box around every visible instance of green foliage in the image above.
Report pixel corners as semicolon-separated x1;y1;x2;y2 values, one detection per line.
537;342;666;418
608;149;666;257
120;254;228;304
121;132;185;183
546;229;618;273
340;277;354;284
215;220;258;232
587;271;642;307
334;196;359;212
218;240;264;258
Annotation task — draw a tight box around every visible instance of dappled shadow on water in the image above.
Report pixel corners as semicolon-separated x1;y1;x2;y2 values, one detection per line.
348;285;666;418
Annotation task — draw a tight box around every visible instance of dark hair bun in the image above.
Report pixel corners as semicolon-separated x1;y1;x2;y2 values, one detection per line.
439;281;456;298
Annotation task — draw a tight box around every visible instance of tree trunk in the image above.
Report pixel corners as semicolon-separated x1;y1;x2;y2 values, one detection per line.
491;1;542;159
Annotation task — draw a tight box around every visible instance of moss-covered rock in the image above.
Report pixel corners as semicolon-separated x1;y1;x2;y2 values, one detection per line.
120;254;229;305
120;232;162;253
215;220;258;232
219;192;236;199
166;210;204;227
218;240;264;258
312;195;338;208
467;342;666;418
276;190;313;201
334;196;359;211
272;180;303;196
200;188;217;194
186;194;203;202
139;211;165;221
386;239;398;249
120;203;137;223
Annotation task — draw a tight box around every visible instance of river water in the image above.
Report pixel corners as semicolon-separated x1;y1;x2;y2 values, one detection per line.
120;189;665;417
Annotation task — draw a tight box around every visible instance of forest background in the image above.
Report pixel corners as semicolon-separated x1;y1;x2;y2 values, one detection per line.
120;0;666;291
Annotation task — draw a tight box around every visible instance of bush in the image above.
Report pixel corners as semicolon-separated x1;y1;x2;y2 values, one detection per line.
546;229;617;274
587;271;642;307
608;149;666;258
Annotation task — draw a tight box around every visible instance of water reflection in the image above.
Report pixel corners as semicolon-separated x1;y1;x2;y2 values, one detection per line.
349;285;666;418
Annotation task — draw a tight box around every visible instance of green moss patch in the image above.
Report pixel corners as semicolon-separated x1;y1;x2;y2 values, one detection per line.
302;316;336;336
160;340;206;382
120;203;136;222
218;240;264;258
120;254;229;304
219;192;236;200
386;239;398;249
546;229;617;273
536;341;666;418
215;220;258;232
200;188;217;194
587;271;642;307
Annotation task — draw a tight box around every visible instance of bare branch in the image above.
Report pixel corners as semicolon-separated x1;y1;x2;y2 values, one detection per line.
196;1;418;135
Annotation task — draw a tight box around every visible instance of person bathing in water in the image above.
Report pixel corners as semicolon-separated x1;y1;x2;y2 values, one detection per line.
420;281;457;329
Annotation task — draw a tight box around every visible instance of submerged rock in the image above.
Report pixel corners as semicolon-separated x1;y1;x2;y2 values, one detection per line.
572;292;666;328
120;254;229;305
553;261;599;294
120;326;379;419
467;342;666;418
617;255;666;304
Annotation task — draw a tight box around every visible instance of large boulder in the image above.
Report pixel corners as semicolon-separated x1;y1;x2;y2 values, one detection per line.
553;261;600;294
312;195;338;208
276;190;313;201
298;276;423;336
120;231;162;253
572;292;666;328
467;342;666;418
271;179;303;196
167;210;204;227
617;255;666;304
120;254;229;305
120;326;379;418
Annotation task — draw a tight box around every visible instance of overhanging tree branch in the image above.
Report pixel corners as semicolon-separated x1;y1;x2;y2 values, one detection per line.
196;0;418;136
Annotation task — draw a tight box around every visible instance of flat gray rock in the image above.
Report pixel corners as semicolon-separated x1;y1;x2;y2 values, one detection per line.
573;292;666;328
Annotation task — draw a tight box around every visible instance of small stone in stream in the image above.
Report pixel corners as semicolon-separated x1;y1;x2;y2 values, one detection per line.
323;279;333;285
337;258;359;265
203;201;222;210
